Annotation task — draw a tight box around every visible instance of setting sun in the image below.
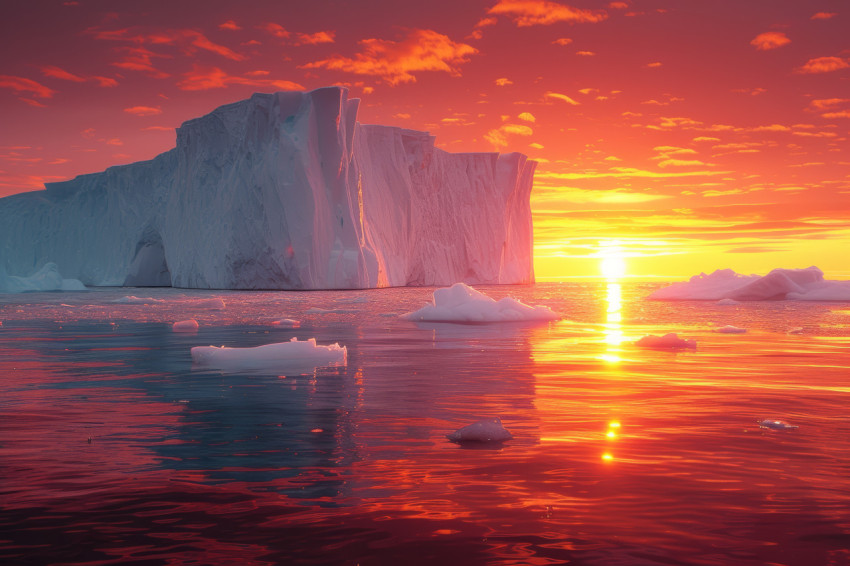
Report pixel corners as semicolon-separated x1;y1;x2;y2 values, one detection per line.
599;242;627;280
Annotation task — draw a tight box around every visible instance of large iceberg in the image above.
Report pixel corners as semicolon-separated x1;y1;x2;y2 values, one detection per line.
649;267;850;301
0;87;536;290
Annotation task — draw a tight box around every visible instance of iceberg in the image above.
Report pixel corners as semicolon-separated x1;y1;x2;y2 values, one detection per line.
191;337;346;372
634;333;697;350
172;319;199;333
447;417;513;443
0;262;86;293
0;87;536;290
401;282;559;323
649;266;850;301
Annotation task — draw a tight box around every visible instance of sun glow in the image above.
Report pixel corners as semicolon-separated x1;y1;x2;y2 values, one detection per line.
599;241;627;280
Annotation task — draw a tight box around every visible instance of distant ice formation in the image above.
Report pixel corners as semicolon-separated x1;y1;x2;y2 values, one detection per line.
191;337;346;372
0;87;536;290
635;333;697;350
172;319;199;332
401;282;559;323
0;262;86;293
447;417;513;443
758;419;798;430
650;267;850;301
271;318;300;328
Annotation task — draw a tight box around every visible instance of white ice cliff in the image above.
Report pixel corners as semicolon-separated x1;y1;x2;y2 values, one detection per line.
0;87;536;290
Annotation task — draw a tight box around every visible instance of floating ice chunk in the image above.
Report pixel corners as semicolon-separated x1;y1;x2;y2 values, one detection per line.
194;298;225;309
191;337;346;372
650;266;850;301
635;333;697;350
0;262;87;293
447;417;513;443
716;325;746;334
787;327;804;335
112;295;164;304
758;419;798;430
172;319;199;332
305;307;356;314
402;283;558;323
271;318;301;328
716;298;739;306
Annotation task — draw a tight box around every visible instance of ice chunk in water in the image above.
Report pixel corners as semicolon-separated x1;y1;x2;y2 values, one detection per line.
635;333;697;350
758;419;798;430
172;319;199;332
447;417;513;443
402;283;558;323
716;325;746;334
191;337;346;372
271;319;301;328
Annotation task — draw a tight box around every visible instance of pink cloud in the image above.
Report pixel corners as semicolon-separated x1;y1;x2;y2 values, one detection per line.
488;0;608;26
301;29;477;85
811;12;836;20
796;56;850;74
0;75;56;99
124;106;163;116
259;22;290;39
750;31;791;50
219;20;242;31
294;31;335;45
177;66;304;91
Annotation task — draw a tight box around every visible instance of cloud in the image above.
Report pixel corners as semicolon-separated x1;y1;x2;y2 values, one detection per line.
657;158;708;168
811;12;836;20
41;66;118;87
92;27;245;63
0;75;56;99
124;105;162;116
259;22;290;38
552;38;573;46
219;20;241;31
495;77;513;86
485;123;533;148
822;110;850;119
177;66;304;91
544;91;579;105
796;56;850;74
750;31;790;50
809;98;849;110
488;0;608;26
518;112;535;122
111;47;171;78
294;31;335;45
301;29;477;85
538;166;727;180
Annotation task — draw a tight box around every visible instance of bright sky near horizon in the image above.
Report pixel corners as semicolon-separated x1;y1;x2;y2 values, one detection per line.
1;0;848;280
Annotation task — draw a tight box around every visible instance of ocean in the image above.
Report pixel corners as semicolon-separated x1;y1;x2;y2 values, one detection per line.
1;282;849;565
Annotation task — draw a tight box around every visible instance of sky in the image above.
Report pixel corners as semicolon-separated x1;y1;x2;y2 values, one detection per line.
1;0;848;280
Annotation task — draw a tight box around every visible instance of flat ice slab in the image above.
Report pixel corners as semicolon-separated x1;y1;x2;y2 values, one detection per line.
447;417;513;443
401;282;559;323
650;266;850;301
758;419;798;430
191;337;346;372
172;319;199;333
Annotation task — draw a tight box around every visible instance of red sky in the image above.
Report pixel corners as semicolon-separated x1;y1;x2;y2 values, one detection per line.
1;0;848;279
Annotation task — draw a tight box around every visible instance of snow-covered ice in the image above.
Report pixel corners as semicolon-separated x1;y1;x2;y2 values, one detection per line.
0;262;86;293
401;282;559;323
191;337;347;372
635;333;697;350
758;419;798;430
271;318;300;328
172;319;199;332
716;325;747;334
0;87;535;290
650;266;850;301
447;417;513;443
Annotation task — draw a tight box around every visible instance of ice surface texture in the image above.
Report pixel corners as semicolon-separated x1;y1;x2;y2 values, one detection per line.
0;87;536;290
401;282;559;323
191;337;346;372
650;266;850;301
0;262;86;293
447;417;513;443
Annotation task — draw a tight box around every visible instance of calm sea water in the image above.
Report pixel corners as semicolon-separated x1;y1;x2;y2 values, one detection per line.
1;282;849;565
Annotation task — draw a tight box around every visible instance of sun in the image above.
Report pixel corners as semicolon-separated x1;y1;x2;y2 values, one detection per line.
599;242;627;279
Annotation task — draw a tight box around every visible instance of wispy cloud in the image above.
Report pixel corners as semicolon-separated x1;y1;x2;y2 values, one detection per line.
750;31;790;50
488;0;607;26
796;56;849;74
294;31;335;45
41;66;118;87
124;106;162;116
0;75;56;99
301;29;477;85
544;91;579;105
485;123;533;148
811;12;836;20
177;66;304;91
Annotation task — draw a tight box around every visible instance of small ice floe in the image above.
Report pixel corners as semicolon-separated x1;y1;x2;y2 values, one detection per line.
716;325;747;334
172;319;199;333
716;298;739;306
191;337;346;372
447;417;513;443
402;282;558;323
271;318;301;328
758;419;799;430
305;307;356;314
788;327;804;335
634;333;696;350
195;298;225;310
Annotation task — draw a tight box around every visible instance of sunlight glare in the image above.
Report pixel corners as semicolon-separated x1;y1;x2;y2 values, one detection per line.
599;241;627;280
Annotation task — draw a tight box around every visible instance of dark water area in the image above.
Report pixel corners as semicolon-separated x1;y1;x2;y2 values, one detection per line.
1;283;850;565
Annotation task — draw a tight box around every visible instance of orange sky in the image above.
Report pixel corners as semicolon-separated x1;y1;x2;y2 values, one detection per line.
1;0;848;279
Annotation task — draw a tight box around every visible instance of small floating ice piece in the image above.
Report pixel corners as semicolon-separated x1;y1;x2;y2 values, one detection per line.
788;327;804;335
271;318;301;328
716;325;747;334
758;419;798;430
112;295;164;304
635;333;696;350
195;298;225;309
716;298;739;306
447;417;513;443
191;337;346;371
172;319;199;333
402;282;558;323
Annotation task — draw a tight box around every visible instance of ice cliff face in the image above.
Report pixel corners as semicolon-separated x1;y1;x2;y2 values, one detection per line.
0;87;536;290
